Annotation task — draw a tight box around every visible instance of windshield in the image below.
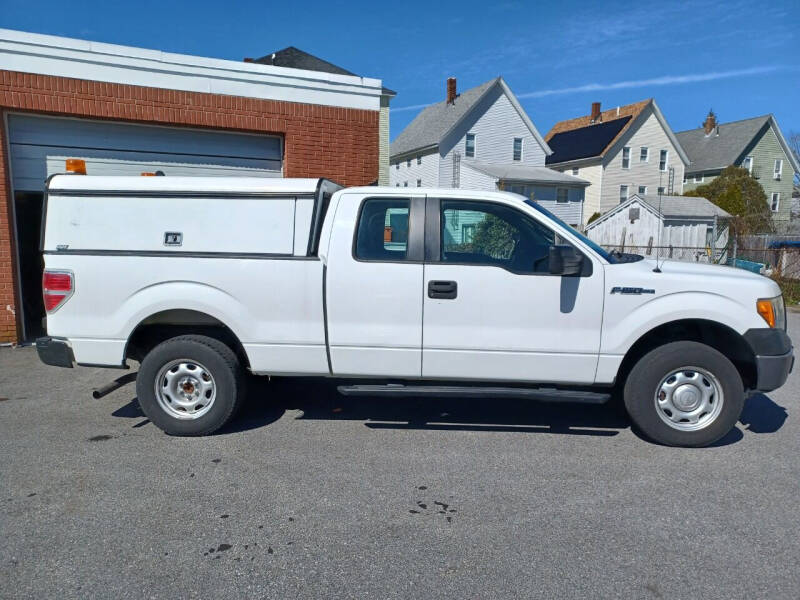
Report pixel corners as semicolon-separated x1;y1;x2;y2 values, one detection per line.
524;200;616;263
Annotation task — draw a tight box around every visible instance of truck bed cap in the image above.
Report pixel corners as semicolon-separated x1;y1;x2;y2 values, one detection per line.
47;175;332;195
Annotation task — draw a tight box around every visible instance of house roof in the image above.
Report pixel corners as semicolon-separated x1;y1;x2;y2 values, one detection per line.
544;100;650;165
676;114;800;174
585;193;730;230
389;77;550;159
468;162;589;186
544;99;689;167
254;46;395;96
545;116;631;164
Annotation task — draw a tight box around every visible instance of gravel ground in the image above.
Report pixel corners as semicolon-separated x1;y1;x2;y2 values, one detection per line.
1;313;798;599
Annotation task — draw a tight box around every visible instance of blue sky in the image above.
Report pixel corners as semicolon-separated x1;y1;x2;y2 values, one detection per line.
3;0;798;141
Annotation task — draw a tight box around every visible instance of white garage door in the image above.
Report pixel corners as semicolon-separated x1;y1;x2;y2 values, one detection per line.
7;114;283;192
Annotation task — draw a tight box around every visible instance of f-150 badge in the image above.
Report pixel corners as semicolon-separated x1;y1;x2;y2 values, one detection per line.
610;287;655;295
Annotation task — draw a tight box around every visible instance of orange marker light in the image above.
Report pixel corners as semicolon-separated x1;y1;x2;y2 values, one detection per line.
65;159;87;174
141;172;157;176
756;299;775;328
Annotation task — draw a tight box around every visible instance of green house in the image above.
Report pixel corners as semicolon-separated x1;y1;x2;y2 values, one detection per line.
676;112;799;230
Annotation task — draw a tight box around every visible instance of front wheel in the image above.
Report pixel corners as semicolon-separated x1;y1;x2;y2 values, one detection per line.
136;335;245;436
624;341;744;447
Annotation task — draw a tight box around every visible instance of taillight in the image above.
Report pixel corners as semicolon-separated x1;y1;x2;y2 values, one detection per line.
43;270;74;313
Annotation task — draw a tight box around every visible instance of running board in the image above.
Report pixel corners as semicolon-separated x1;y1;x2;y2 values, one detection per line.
336;384;610;404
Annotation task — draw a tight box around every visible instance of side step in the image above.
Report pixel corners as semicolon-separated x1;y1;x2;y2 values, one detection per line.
336;384;610;404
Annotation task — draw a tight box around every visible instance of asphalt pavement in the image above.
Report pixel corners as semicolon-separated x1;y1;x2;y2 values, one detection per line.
1;313;798;599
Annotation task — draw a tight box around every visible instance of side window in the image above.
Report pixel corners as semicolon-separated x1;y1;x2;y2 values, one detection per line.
440;200;559;274
355;198;411;261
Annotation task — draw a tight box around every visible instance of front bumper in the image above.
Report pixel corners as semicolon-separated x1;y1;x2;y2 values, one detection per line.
744;329;794;392
35;337;74;368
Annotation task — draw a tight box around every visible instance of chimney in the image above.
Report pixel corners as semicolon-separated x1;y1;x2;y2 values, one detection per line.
243;57;254;63
703;109;717;135
447;77;457;104
590;102;602;123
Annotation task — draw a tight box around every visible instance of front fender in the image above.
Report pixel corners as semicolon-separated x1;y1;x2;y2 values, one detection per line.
601;291;765;356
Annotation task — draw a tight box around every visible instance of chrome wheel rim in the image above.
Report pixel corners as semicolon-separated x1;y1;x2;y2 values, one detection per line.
654;366;724;432
154;359;216;420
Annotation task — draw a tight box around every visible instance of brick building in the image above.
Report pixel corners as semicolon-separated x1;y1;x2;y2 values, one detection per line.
0;29;390;344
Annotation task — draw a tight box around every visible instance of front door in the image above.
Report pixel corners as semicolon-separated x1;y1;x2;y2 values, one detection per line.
325;193;425;377
422;198;604;384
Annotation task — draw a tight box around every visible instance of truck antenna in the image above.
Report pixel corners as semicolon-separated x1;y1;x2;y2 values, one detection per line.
653;169;670;273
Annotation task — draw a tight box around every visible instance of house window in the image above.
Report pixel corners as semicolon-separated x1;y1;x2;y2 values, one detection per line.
572;168;579;176
396;183;400;187
403;181;408;187
640;147;649;162
513;137;523;161
622;147;630;169
683;175;688;184
417;155;422;165
407;158;411;167
395;162;399;170
462;223;476;244
638;186;647;195
619;185;629;203
657;186;665;195
694;174;704;183
742;156;753;172
771;192;780;212
556;188;568;203
659;150;668;171
465;133;476;158
417;179;422;187
774;159;783;180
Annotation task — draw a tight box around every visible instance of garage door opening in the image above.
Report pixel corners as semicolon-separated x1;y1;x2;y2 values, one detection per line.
13;191;45;341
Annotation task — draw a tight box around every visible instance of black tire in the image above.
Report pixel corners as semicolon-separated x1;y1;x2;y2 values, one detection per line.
623;341;744;447
136;335;244;436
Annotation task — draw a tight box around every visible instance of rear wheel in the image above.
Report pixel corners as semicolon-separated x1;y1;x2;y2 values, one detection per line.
624;341;744;447
136;335;244;436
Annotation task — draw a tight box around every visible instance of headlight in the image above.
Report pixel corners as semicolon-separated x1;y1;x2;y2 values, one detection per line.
757;295;786;330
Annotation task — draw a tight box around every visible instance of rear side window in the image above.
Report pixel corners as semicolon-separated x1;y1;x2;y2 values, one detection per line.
355;198;411;261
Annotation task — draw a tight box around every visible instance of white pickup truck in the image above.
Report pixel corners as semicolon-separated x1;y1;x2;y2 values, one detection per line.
37;175;793;446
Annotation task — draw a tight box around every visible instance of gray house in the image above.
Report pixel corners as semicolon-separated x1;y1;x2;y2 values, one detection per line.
585;194;731;262
677;112;799;230
390;77;588;226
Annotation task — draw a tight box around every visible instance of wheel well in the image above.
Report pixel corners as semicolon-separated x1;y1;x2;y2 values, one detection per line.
617;319;756;389
125;309;250;369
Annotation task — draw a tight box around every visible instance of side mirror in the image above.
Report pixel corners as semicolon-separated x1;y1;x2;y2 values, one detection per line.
549;245;584;276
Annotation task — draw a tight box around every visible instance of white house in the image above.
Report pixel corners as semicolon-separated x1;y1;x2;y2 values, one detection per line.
390;77;588;226
585;194;731;262
545;100;689;227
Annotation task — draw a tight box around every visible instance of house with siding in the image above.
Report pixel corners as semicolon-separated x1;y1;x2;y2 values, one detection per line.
676;112;800;230
545;100;689;227
585;194;731;262
390;77;588;226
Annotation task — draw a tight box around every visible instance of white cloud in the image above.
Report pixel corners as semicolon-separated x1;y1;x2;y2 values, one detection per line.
517;66;788;99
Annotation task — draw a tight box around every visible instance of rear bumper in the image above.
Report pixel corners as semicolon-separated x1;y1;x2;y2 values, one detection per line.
744;328;794;392
35;337;74;368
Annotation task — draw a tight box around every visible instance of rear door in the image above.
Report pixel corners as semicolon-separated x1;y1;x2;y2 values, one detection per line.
421;197;604;384
325;193;425;377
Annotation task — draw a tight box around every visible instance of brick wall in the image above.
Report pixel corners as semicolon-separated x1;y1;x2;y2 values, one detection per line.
0;70;380;343
0;116;16;343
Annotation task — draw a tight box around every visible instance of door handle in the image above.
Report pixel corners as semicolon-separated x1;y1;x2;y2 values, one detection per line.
428;280;457;299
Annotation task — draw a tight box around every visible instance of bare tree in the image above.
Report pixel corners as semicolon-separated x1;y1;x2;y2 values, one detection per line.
789;131;800;188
